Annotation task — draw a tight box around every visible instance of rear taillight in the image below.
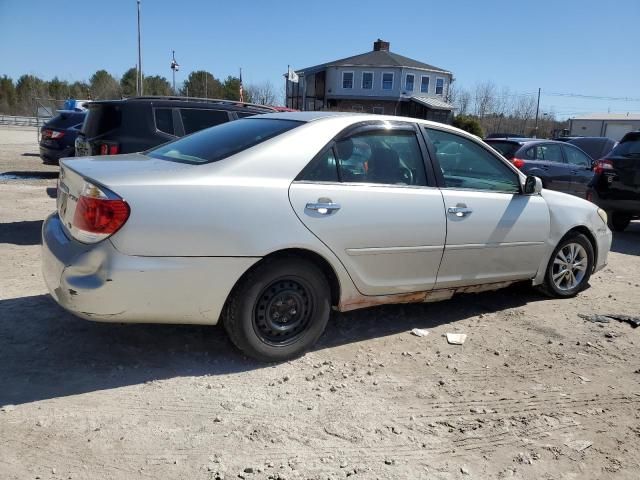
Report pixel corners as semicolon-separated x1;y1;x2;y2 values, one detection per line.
50;131;64;139
512;158;526;169
99;143;120;155
72;181;130;243
593;159;613;175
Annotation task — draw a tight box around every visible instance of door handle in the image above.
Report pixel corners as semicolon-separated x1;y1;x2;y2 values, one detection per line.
447;206;473;217
306;202;341;215
540;165;549;170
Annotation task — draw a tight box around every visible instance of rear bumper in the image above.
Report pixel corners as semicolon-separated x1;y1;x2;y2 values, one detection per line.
588;189;640;216
41;213;259;324
39;144;74;163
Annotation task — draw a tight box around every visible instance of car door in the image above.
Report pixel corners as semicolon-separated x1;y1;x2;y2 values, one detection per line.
423;127;550;288
289;122;447;296
533;143;573;193
563;144;594;197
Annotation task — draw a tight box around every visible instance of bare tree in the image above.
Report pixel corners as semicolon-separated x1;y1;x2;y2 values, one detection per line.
473;81;497;118
456;88;472;116
247;81;277;105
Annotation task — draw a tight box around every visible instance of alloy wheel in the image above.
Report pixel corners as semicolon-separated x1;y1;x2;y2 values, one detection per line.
551;242;588;291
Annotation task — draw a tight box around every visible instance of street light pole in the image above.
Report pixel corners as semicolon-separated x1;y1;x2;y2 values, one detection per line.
170;50;179;95
534;87;541;138
137;0;143;95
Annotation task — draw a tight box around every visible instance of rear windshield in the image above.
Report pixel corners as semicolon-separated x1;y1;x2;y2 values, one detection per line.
82;104;122;138
147;118;302;164
610;134;640;157
485;141;521;159
45;111;85;129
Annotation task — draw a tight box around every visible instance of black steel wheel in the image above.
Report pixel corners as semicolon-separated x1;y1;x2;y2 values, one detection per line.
223;256;331;362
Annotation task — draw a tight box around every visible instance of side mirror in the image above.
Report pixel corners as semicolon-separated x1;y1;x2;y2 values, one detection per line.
523;175;543;195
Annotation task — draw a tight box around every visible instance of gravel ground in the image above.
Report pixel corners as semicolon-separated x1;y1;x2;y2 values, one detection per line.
1;126;639;480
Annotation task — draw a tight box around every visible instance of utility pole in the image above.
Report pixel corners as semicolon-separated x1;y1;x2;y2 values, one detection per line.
534;87;541;138
137;0;143;95
170;50;179;95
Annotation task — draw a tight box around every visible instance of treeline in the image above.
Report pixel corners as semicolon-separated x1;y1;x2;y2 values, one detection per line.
0;68;279;116
448;81;568;138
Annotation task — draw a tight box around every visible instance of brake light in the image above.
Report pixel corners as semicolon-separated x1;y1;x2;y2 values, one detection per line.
99;144;119;155
594;159;613;175
512;158;526;169
72;181;130;243
50;131;64;139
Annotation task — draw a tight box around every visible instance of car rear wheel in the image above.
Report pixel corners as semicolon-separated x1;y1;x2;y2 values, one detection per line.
223;257;331;362
538;232;594;298
608;212;631;232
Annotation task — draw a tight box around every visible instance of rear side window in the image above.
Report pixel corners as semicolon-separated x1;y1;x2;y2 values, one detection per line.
82;105;121;137
485;141;521;160
180;109;229;134
147;118;302;164
534;144;563;162
46;112;85;129
154;108;175;135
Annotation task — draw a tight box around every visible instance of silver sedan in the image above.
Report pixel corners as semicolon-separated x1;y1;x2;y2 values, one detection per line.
42;112;612;361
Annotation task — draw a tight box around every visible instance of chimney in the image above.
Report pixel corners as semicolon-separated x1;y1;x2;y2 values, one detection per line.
373;39;390;52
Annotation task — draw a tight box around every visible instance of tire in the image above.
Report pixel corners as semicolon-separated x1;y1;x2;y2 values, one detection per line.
223;257;331;362
608;212;631;232
537;232;594;298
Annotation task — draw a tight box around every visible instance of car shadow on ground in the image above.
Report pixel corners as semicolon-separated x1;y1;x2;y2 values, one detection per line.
0;220;43;245
610;221;640;256
0;284;545;406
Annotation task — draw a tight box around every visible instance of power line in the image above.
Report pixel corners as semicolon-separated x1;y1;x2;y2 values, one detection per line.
546;92;640;102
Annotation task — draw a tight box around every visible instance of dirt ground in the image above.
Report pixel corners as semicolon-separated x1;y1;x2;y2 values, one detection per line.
0;126;638;480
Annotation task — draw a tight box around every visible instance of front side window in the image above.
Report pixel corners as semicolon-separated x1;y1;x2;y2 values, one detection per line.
534;144;563;162
564;145;591;167
180;109;229;134
382;73;394;90
420;76;430;93
342;72;354;89
297;148;339;182
426;128;520;193
148;118;301;164
435;78;445;95
362;72;373;89
405;74;415;91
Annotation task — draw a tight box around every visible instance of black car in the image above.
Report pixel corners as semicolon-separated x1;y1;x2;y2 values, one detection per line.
587;131;640;231
75;96;277;157
567;137;617;161
39;110;86;164
485;138;594;197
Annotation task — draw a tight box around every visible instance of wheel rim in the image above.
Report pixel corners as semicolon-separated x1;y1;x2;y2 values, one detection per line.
253;277;314;346
552;242;588;291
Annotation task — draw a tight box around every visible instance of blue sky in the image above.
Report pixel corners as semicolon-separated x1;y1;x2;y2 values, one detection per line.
1;0;639;117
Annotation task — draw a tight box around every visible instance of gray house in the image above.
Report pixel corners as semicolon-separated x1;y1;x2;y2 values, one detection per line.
286;39;455;122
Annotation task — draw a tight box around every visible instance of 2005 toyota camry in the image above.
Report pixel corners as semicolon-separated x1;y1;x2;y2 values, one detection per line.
42;112;612;361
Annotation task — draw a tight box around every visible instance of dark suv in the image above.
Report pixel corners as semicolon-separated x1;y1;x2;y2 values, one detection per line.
485;138;594;197
75;96;277;157
587;131;640;231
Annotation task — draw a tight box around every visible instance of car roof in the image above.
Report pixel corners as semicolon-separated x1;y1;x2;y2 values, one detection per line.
89;96;276;112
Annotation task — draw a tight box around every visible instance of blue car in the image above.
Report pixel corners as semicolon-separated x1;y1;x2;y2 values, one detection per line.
39;110;86;164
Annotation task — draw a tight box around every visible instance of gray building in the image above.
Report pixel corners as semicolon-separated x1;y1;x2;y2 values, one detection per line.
569;113;640;141
286;39;455;123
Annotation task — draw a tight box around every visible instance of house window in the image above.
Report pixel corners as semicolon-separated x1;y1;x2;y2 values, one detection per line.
372;106;384;114
435;77;445;95
382;72;393;90
420;76;430;93
351;105;363;112
342;72;354;89
405;74;415;92
362;72;373;90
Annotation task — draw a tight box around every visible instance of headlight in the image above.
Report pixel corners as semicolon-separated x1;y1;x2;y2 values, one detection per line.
597;208;608;225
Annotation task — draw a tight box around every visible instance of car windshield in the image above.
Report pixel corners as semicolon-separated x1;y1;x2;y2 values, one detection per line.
485;141;521;159
147;118;303;164
610;135;640;157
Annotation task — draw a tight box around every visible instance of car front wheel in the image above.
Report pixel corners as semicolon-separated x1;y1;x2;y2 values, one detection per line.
223;257;331;362
538;233;594;298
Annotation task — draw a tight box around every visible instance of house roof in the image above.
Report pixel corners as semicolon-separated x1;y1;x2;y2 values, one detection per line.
571;113;640;121
411;96;456;111
298;49;451;75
